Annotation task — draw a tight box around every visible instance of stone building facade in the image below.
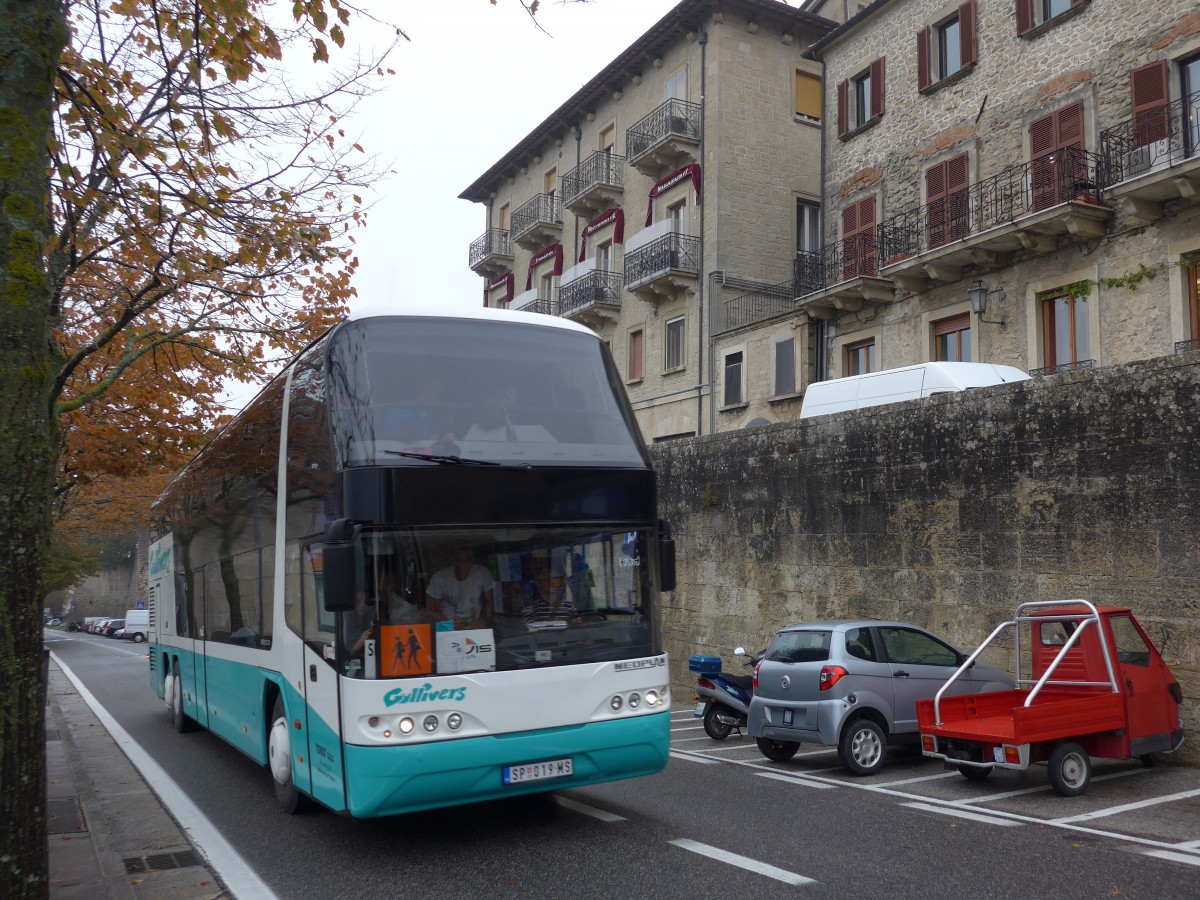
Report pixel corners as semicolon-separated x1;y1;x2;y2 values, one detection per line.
712;0;1200;431
650;353;1200;765
460;0;834;442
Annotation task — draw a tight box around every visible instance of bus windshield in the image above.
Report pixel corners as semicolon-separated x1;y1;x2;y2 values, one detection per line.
325;317;645;468
326;526;659;678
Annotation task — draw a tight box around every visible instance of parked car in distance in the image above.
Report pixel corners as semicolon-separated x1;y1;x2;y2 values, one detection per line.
102;618;125;638
90;618;111;634
747;620;1013;776
123;608;149;643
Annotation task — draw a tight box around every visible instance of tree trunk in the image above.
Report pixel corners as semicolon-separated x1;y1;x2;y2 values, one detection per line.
0;2;69;897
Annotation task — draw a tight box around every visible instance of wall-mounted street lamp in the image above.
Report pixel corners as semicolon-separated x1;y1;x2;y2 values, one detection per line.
968;279;1008;331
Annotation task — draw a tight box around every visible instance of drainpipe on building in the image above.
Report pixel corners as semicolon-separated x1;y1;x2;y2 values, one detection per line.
707;268;725;435
816;54;831;382
573;125;582;262
697;29;708;436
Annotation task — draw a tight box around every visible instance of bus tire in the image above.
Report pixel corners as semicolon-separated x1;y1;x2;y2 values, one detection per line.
270;695;304;814
1048;742;1091;796
170;666;193;733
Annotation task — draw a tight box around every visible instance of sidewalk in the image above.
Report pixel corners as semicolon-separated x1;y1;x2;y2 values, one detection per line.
46;658;231;899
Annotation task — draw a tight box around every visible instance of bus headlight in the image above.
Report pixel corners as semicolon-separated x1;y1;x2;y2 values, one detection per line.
610;695;623;711
423;715;439;733
447;713;463;731
628;692;641;709
398;717;415;735
645;691;659;707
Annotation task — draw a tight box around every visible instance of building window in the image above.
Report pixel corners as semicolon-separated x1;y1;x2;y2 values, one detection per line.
498;203;510;231
837;58;885;137
774;338;797;395
544;167;557;201
664;316;685;371
1184;55;1200;153
919;3;977;91
723;351;744;406
842;196;877;279
1187;256;1200;343
934;313;972;362
1041;289;1091;370
794;70;821;123
1017;0;1083;37
596;240;612;273
539;273;554;308
926;153;970;249
666;66;687;101
796;200;821;254
1029;102;1084;210
844;338;875;376
628;329;644;381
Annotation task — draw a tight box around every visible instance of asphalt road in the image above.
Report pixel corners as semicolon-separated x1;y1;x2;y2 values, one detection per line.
47;632;1200;899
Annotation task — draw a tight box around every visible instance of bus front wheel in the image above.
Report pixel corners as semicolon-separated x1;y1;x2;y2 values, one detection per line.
269;695;304;814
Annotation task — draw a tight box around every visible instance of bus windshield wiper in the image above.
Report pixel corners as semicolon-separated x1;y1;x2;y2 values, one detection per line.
385;450;501;466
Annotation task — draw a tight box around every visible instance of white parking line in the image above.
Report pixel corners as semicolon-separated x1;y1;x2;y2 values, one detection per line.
555;796;626;822
903;802;1022;827
1050;787;1200;825
957;767;1149;805
671;735;729;744
1144;850;1200;868
757;771;837;790
679;742;757;754
670;725;706;733
1174;840;1200;851
874;771;961;787
668;839;815;886
670;750;719;764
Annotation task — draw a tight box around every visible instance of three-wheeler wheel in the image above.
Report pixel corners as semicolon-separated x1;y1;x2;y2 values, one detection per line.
1047;742;1092;796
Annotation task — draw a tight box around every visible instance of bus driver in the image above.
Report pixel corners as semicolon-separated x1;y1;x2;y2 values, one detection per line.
425;547;494;630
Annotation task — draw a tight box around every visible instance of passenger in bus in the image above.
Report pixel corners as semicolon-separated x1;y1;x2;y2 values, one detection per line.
425;547;495;629
372;567;430;626
522;565;581;626
346;591;376;656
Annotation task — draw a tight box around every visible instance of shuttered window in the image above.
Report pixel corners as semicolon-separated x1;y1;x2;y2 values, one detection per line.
1030;102;1084;211
934;314;972;362
1187;255;1200;343
919;3;977;91
795;70;822;122
1041;288;1091;369
1017;0;1086;37
842;196;877;279
628;329;644;381
1130;61;1170;147
837;57;885;136
926;153;970;248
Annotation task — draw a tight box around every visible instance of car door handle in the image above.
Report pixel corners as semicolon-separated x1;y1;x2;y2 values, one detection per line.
893;671;910;678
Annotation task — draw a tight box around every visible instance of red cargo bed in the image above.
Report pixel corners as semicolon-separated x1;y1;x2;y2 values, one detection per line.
917;688;1126;745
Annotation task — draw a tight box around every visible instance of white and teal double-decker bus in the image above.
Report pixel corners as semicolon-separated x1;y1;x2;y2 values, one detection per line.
147;305;675;816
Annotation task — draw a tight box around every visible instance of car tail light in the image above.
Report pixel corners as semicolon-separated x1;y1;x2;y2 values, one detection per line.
697;676;716;690
921;734;937;753
752;662;760;690
819;665;848;691
1004;745;1021;765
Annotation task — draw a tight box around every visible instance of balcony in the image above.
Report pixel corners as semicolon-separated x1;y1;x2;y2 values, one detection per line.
876;148;1112;292
623;232;700;303
510;193;562;250
512;288;558;317
562;152;624;218
559;269;623;325
1176;338;1200;354
468;229;513;279
793;235;896;319
625;99;702;178
719;280;796;333
1029;359;1095;377
1097;91;1200;221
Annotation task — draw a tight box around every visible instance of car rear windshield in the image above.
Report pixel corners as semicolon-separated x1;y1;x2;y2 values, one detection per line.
765;630;831;663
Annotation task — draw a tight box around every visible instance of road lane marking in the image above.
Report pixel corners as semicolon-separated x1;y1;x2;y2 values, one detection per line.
1050;787;1200;824
1144;850;1200;868
680;743;758;754
1173;840;1200;850
903;802;1022;827
53;654;280;900
670;750;719;764
555;796;626;822
668;839;815;886
956;767;1149;805
874;771;960;787
670;725;706;733
757;771;837;790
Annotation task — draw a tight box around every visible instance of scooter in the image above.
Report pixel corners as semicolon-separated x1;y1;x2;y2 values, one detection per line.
689;647;762;740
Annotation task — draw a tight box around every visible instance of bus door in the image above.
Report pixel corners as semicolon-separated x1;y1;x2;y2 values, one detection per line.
289;541;347;811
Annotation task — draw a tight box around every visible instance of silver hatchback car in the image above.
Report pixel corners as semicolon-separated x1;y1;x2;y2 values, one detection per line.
747;620;1012;776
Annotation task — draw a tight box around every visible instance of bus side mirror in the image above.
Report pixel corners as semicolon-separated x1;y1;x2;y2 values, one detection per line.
322;518;359;613
658;519;676;593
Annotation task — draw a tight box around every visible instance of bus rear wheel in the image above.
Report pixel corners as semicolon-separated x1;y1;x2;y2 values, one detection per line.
169;666;192;733
269;695;305;814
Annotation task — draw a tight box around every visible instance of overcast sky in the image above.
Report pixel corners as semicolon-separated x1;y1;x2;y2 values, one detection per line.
347;0;686;313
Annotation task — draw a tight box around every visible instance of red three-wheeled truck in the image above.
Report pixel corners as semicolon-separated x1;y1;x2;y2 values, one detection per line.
918;600;1184;796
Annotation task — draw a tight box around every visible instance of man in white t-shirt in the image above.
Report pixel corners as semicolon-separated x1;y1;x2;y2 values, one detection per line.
425;547;494;629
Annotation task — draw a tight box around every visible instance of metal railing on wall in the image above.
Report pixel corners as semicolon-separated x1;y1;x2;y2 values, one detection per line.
624;233;700;285
559;270;623;317
1097;90;1200;189
562;152;624;205
721;279;796;332
510;193;562;239
468;229;510;267
626;98;702;161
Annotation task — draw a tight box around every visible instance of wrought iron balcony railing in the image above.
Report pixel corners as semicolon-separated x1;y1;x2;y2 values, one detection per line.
1176;338;1200;354
510;193;562;240
514;297;558;316
722;280;796;332
626;98;702;161
878;146;1105;262
624;233;700;285
468;229;511;267
793;233;877;296
1028;359;1095;377
1097;90;1200;189
562;152;624;206
558;270;623;318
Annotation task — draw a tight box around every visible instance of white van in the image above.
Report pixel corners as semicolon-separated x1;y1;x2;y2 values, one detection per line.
799;361;1029;419
123;608;150;643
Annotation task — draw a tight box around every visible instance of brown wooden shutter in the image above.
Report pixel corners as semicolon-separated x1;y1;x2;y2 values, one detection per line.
926;162;948;248
842;202;859;279
1030;111;1058;211
871;58;886;117
1057;102;1085;198
960;1;978;67
917;27;931;91
945;153;970;241
858;196;877;276
837;79;848;137
1131;60;1170;146
1016;0;1034;36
